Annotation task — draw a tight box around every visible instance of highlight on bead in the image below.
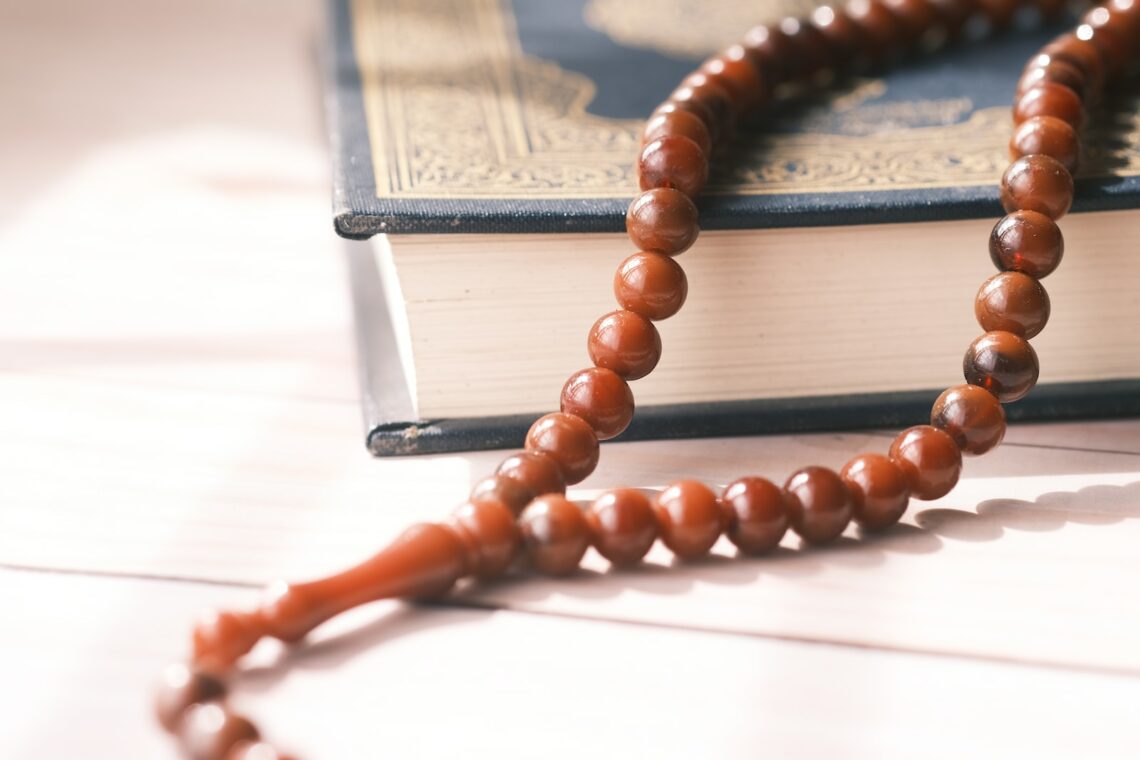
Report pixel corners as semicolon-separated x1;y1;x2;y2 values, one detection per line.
158;1;1124;752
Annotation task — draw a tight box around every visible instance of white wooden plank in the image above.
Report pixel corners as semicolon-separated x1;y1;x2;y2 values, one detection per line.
3;368;1138;672
4;569;1140;760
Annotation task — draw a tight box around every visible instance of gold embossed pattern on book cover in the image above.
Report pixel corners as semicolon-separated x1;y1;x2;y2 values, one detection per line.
350;0;1140;200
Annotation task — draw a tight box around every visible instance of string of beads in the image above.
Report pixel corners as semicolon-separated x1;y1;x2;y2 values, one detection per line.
156;2;1140;757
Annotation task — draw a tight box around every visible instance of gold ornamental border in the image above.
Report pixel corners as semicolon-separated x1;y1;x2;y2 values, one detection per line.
350;0;1140;201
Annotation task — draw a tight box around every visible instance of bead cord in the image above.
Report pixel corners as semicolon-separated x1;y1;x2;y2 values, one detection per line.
156;3;1139;756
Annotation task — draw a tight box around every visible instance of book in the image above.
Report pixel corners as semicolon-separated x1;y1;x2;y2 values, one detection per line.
327;0;1140;456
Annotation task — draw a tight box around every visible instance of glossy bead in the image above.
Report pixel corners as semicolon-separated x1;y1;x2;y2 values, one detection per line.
989;210;1064;278
975;271;1051;339
1009;116;1079;172
638;136;707;199
652;480;724;559
155;663;227;732
524;412;600;486
963;331;1040;402
700;44;769;112
976;0;1019;28
642;110;711;157
1013;84;1084;129
227;743;298;760
742;24;793;82
496;451;566;497
588;309;662;380
883;0;941;47
784;466;853;545
777;16;832;79
614;252;688;320
840;454;911;531
519;494;591;576
1077;21;1129;75
179;703;259;760
1041;34;1105;92
560;367;635;440
469;474;533;516
845;0;904;62
1017;56;1087;100
721;477;789;554
587;488;659;567
625;188;700;256
192;611;261;673
677;72;736;130
931;383;1006;455
1000;154;1073;220
889;425;962;500
652;99;719;141
448;499;521;579
929;0;977;39
811;5;867;66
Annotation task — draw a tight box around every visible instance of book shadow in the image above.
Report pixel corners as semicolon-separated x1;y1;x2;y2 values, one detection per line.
238;479;1140;690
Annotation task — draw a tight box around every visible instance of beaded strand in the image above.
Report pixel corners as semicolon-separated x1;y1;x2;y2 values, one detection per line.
156;3;1139;757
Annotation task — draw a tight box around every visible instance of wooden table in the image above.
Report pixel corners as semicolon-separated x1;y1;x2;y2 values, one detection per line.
4;2;1140;757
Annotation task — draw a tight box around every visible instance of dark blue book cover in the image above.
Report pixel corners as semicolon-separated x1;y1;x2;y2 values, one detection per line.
329;0;1140;238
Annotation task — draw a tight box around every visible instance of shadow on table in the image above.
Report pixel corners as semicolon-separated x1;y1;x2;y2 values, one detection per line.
237;479;1140;688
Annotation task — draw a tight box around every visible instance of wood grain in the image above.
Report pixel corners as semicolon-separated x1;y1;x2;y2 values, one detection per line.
3;0;1139;757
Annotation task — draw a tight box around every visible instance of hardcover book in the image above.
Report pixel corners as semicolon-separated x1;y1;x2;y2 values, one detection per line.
327;0;1140;456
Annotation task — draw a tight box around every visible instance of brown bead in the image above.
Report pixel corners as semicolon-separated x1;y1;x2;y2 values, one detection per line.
524;412;599;486
560;367;635;440
975;271;1051;339
1009;115;1079;172
587;488;658;567
155;663;227;732
777;16;833;79
963;331;1040;403
845;0;905;62
496;451;566;497
677;72;736;131
642;110;711;157
614;252;688;321
1013;84;1084;129
989;210;1064;278
742;24;793;82
1017;56;1087;100
976;0;1019;27
179;703;259;760
469;474;534;516
448;499;521;579
889;425;962;500
588;309;662;380
638;136;707;199
929;0;977;39
721;477;789;554
625;188;700;256
653;480;724;559
784;466;853;545
1000;154;1073;220
192;610;262;673
931;383;1006;455
1041;34;1105;93
811;5;867;66
227;742;298;760
700;44;769;112
883;0;941;47
1038;0;1070;19
1077;21;1130;75
519;494;591;576
840;454;910;531
652;99;719;140
1092;1;1140;44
